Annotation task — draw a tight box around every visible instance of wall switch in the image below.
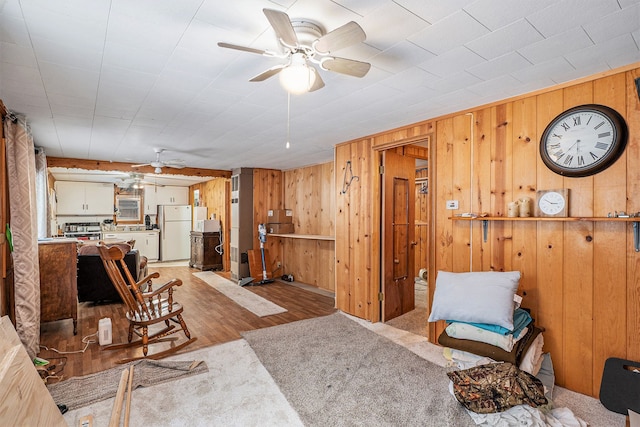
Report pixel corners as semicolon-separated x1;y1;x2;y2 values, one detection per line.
446;200;459;210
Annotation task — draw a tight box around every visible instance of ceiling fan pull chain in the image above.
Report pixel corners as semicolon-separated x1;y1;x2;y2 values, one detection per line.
285;92;291;149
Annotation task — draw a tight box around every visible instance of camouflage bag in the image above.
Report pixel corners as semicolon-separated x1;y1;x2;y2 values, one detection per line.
447;362;548;413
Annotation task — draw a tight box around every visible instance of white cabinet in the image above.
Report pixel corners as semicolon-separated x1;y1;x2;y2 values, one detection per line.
145;185;188;214
137;232;159;262
102;231;159;262
55;181;114;215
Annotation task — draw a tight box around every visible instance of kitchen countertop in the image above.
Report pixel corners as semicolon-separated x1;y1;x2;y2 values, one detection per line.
102;228;160;233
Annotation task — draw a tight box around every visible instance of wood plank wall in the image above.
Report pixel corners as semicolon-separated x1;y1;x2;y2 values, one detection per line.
252;169;284;276
189;178;230;271
334;65;640;397
283;162;335;291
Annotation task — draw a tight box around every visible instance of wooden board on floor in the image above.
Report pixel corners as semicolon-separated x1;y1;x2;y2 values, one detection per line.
0;317;66;426
248;249;272;279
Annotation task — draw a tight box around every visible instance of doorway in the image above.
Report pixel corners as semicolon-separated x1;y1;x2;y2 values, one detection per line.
380;141;430;336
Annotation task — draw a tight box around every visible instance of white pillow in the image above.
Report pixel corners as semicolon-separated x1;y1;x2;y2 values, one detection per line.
428;270;521;330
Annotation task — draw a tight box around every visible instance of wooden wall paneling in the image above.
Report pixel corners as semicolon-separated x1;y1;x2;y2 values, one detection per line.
319;162;335;237
535;89;566;386
511;98;539;319
591;73;629;396
452;114;472;272
432;118;455;339
414;167;428;273
489;104;512;272
335;144;351;314
252;169;284;274
626;68;640;363
189;178;230;271
471;109;493;272
561;82;595;396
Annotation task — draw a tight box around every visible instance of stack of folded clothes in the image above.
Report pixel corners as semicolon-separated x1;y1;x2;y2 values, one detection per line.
428;270;545;376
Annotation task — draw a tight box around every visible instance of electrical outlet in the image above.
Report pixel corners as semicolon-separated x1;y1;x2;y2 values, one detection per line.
446;200;459;210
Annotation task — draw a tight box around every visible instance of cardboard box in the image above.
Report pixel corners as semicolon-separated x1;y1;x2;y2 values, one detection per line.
267;209;293;223
194;220;220;232
267;223;294;234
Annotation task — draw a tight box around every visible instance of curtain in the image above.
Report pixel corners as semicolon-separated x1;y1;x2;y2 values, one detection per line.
35;148;49;239
4;115;40;359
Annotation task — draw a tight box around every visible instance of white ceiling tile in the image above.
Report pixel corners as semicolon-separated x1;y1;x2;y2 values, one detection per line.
583;2;640;43
379;67;440;91
467;74;524;98
331;0;388;16
564;34;640;70
408;10;490;55
372;41;436;73
467;52;531;81
31;37;102;72
418;46;485;78
394;0;475;23
105;12;187;56
465;19;543;60
0;41;37;67
39;62;99;98
102;41;171;75
463;0;557;30
0;15;31;46
527;0;621;38
511;57;577;84
425;71;483;94
518;28;593;65
357;2;430;51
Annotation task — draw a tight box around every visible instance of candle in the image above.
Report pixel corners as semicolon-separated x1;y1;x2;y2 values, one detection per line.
507;201;518;217
519;197;532;217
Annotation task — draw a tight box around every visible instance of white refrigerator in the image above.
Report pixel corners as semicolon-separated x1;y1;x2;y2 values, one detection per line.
158;205;192;261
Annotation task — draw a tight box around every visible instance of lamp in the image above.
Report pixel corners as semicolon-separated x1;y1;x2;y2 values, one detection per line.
279;52;316;94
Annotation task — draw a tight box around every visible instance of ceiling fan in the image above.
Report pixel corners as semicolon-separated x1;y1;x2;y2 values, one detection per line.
118;172;165;189
131;148;185;174
218;8;371;93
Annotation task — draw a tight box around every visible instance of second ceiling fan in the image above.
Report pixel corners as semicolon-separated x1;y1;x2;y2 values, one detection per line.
218;8;371;94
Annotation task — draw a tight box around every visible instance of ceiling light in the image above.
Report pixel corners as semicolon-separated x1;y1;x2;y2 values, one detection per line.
279;53;316;94
154;167;162;174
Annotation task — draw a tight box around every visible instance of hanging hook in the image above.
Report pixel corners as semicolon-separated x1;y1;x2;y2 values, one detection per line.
341;160;359;194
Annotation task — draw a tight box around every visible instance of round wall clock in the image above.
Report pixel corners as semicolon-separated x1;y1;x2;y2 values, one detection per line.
539;104;628;177
536;189;569;217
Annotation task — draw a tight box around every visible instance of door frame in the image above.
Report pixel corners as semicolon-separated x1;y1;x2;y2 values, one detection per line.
373;135;435;326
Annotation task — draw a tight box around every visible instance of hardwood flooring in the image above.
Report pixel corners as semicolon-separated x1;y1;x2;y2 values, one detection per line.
38;266;336;382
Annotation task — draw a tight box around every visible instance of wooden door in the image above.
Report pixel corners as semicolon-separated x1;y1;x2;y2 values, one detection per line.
382;150;416;321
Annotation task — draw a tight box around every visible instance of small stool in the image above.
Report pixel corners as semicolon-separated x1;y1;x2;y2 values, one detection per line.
600;357;640;416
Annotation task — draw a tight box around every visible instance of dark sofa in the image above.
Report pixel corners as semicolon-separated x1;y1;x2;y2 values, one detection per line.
77;244;146;303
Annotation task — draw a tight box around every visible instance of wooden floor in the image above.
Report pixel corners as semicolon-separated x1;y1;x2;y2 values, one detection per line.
38;266;336;382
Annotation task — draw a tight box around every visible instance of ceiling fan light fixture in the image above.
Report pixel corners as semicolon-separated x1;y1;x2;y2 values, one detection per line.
154;166;162;174
279;53;316;94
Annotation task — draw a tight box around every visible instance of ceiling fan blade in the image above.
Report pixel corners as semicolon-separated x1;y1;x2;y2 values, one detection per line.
131;163;151;168
263;8;298;48
249;64;285;82
217;42;267;56
314;21;366;54
164;163;185;169
322;57;371;78
309;67;325;92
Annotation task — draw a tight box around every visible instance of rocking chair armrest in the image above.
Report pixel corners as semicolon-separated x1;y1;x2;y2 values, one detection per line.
140;278;183;298
136;271;160;286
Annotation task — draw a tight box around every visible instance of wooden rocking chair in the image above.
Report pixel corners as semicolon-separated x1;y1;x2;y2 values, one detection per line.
97;243;196;363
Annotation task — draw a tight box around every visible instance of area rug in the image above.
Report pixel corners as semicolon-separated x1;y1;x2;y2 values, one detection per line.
242;312;475;427
47;359;208;411
193;271;287;317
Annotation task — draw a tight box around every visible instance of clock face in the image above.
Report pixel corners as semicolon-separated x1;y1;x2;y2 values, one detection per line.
538;191;566;215
540;104;627;177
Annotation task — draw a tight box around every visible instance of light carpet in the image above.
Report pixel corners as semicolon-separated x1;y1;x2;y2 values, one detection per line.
62;312;625;427
193;271;287;317
242;312;475;427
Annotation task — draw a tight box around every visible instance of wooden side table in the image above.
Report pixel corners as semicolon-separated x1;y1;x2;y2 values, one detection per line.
189;232;223;271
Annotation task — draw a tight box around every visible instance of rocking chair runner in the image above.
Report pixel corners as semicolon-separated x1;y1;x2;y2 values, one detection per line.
97;243;196;363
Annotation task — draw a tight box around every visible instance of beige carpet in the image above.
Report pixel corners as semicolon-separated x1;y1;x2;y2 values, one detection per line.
62;313;626;427
193;271;287;317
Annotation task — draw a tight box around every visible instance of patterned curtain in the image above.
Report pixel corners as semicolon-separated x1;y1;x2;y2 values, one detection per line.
4;116;40;359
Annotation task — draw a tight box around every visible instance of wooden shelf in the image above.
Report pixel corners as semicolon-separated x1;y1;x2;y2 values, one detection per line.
449;216;640;251
269;233;335;241
450;216;639;222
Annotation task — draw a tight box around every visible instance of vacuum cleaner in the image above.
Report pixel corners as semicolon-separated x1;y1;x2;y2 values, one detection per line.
239;223;274;286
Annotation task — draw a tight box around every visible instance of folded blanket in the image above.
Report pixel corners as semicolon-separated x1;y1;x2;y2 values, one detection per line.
446;322;528;352
448;308;532;336
438;325;542;366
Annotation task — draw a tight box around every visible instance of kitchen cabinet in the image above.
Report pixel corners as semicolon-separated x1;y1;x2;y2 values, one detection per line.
102;231;159;261
190;231;223;270
144;185;188;214
55;181;114;215
38;239;77;334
